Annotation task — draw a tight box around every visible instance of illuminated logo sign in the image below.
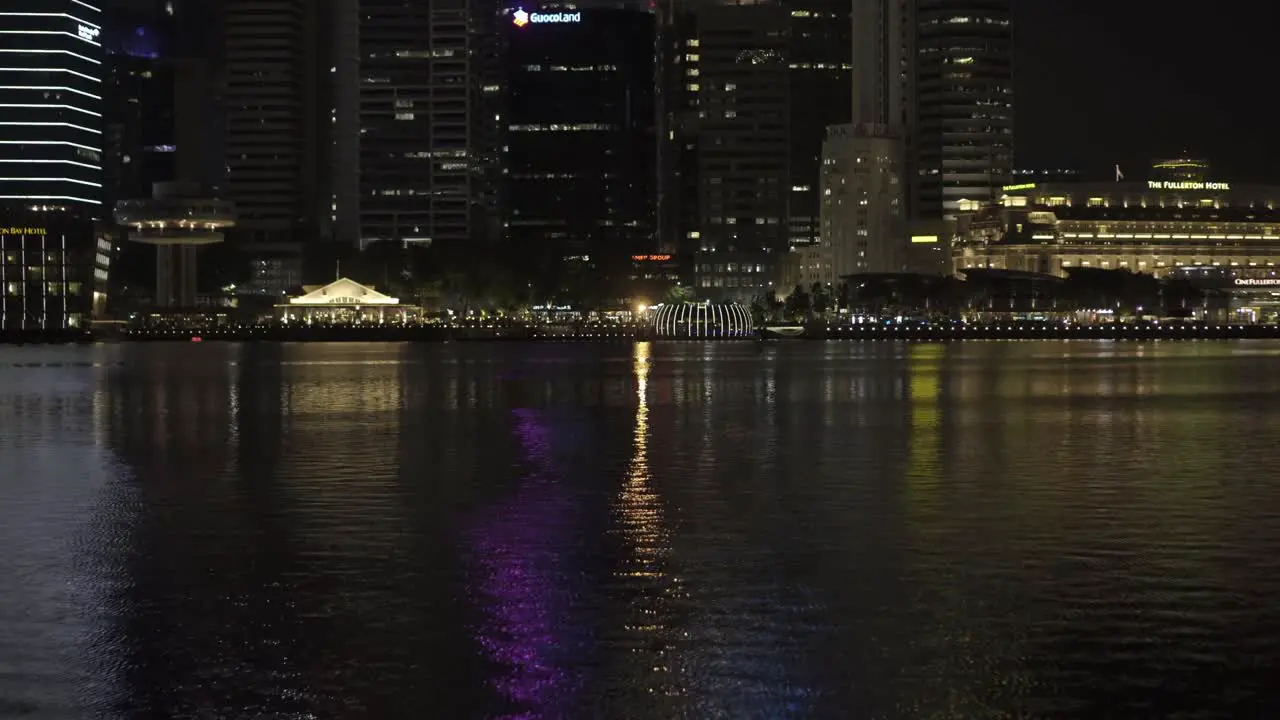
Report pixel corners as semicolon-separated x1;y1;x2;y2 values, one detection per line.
1233;278;1280;287
1002;183;1036;192
0;227;47;236
77;24;100;41
1147;180;1230;191
910;235;938;244
631;254;673;261
513;8;581;26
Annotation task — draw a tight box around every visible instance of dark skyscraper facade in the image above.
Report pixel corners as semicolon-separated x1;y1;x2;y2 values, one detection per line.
0;0;104;211
658;0;853;300
103;54;175;210
786;1;852;248
848;0;1013;221
502;6;656;302
681;1;790;257
346;0;504;250
223;0;321;241
911;0;1014;217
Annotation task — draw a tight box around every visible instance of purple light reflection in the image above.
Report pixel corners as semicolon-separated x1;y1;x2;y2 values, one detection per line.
463;408;580;718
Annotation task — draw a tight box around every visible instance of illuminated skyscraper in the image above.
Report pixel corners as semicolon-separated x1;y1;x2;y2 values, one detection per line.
0;0;104;211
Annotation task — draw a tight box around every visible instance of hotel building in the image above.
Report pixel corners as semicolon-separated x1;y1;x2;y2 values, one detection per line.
0;0;104;210
1;211;111;332
955;173;1280;281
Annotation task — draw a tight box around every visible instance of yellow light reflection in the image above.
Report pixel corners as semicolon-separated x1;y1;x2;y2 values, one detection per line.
904;344;943;517
614;341;684;697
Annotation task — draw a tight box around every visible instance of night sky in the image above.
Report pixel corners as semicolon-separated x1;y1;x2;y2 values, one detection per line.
1016;0;1278;182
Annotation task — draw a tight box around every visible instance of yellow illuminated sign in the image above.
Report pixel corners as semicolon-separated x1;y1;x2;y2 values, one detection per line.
0;227;47;235
1002;183;1036;192
1147;180;1229;191
911;235;939;244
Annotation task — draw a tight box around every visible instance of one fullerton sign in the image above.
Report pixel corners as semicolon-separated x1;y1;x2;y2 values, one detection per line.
512;9;581;27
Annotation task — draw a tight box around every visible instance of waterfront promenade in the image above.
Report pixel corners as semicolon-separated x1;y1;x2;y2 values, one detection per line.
5;322;1280;344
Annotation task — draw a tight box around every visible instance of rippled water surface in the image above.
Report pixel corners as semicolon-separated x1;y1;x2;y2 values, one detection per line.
4;341;1280;719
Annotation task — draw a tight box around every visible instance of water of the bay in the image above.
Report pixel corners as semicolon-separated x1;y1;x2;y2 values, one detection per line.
3;340;1280;719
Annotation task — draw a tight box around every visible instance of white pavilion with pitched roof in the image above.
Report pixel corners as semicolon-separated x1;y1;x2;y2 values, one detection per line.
278;278;418;324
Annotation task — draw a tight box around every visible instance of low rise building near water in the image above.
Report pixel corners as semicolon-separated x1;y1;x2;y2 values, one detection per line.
954;164;1280;320
1;211;111;334
278;277;420;324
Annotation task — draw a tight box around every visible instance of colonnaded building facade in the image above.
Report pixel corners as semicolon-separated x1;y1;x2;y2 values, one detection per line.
955;162;1280;279
952;160;1280;319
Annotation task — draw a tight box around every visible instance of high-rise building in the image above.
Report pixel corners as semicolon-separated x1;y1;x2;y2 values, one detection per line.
103;54;175;212
787;1;852;248
850;0;1012;219
684;1;790;257
819;124;904;277
502;5;657;303
831;0;1011;277
0;0;104;211
222;0;322;242
678;1;791;304
220;0;327;296
346;0;503;250
656;0;854;300
850;0;908;128
911;0;1013;218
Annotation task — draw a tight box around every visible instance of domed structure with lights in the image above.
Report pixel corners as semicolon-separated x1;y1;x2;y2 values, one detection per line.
652;302;754;338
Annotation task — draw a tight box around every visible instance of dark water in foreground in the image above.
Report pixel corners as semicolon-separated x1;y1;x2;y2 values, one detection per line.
3;341;1280;719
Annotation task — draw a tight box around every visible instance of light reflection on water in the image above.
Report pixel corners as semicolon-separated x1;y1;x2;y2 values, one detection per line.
3;341;1280;717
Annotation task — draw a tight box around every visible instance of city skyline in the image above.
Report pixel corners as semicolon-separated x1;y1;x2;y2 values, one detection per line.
96;0;1280;184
